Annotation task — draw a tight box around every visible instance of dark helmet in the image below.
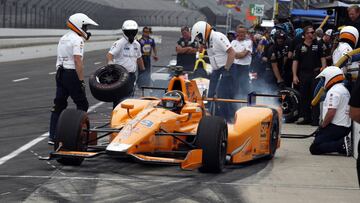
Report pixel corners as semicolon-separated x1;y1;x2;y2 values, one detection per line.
161;91;185;111
274;30;286;40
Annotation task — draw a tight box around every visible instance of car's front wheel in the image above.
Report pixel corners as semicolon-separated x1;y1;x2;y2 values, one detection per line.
55;109;89;166
196;116;228;173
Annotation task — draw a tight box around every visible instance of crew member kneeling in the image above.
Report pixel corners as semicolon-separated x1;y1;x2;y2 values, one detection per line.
309;66;352;156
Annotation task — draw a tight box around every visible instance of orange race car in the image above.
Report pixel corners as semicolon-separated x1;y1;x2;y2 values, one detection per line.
46;66;282;173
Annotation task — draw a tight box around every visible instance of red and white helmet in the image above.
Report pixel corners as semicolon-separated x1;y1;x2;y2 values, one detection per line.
67;13;98;40
316;66;345;90
190;21;212;44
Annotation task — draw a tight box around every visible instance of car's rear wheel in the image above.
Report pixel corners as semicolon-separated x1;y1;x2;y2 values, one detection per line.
278;87;301;123
55;109;89;166
196;116;228;173
89;64;130;102
266;110;279;160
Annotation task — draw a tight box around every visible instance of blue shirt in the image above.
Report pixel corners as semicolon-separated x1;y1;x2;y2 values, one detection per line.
138;37;155;56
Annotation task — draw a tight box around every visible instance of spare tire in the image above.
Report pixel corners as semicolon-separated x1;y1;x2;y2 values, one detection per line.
278;87;301;123
89;64;130;102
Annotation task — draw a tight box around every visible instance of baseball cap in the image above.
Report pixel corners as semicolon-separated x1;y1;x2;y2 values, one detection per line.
325;29;333;36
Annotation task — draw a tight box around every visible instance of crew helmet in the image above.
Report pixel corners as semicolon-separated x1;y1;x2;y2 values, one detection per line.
315;66;345;90
67;13;98;40
122;20;138;43
274;29;286;40
190;21;212;44
339;26;359;48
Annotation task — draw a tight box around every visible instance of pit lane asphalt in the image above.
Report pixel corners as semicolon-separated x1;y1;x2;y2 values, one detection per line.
0;32;359;202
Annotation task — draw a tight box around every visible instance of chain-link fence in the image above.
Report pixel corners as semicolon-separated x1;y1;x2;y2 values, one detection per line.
0;0;204;29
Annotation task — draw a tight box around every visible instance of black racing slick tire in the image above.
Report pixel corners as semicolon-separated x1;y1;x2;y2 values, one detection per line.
54;109;89;166
266;109;280;160
89;64;130;102
196;116;228;173
278;87;301;123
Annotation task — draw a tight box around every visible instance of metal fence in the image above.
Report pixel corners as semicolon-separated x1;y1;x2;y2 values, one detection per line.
0;0;204;29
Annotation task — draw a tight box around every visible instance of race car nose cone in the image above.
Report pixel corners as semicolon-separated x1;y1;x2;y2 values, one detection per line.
106;143;131;152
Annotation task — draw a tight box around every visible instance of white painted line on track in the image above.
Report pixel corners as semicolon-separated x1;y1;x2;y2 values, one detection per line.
94;61;102;65
0;102;105;166
88;102;104;112
48;72;56;75
12;77;29;82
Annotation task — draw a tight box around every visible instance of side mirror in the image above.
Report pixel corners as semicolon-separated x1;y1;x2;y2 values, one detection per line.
121;103;134;118
121;103;134;109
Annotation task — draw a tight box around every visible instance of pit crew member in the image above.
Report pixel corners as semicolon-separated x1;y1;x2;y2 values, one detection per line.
106;20;145;108
309;66;352;156
49;13;98;145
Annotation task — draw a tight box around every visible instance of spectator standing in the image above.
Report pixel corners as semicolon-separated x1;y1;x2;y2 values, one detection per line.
292;25;326;125
347;5;360;47
176;26;198;71
319;29;334;66
48;13;98;144
106;20;145;108
137;26;158;88
231;25;253;97
226;31;236;42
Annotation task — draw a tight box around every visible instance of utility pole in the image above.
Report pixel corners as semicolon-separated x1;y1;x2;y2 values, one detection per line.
226;9;232;33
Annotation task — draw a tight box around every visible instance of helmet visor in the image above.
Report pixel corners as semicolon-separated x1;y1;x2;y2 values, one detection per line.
124;29;138;38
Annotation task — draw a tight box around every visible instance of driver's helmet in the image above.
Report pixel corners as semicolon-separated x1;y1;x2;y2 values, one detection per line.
161;91;185;111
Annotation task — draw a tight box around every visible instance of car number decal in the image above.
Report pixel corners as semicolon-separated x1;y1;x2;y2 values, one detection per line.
140;120;154;128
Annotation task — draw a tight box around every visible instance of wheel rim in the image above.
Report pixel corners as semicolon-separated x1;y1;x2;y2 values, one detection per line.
97;69;120;84
281;93;297;116
78;119;89;151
